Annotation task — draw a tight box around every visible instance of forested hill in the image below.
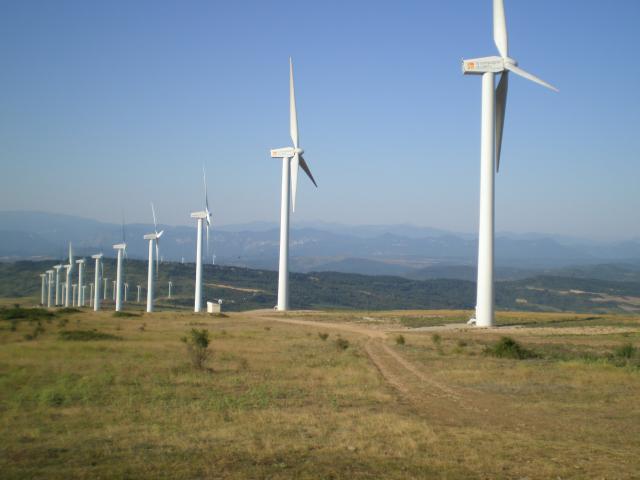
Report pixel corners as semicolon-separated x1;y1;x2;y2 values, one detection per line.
1;260;639;314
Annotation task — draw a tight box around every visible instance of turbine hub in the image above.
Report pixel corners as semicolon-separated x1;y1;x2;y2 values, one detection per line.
294;147;304;155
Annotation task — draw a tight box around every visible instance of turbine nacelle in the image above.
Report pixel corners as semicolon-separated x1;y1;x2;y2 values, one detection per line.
270;147;303;158
113;243;126;250
91;254;103;260
143;232;163;241
462;56;515;75
190;211;209;220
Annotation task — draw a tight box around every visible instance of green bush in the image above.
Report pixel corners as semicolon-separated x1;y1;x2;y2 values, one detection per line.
182;329;211;369
431;333;442;345
614;343;636;359
395;335;406;345
1;306;53;321
113;311;141;318
335;338;350;351
318;332;329;341
58;330;122;341
483;337;537;360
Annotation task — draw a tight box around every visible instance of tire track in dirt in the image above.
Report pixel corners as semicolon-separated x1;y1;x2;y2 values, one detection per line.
250;311;474;413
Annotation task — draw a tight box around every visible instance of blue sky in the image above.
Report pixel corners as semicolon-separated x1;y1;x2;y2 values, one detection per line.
1;0;639;240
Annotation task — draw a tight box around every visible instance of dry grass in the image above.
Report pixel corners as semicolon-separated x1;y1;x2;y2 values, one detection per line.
0;308;639;478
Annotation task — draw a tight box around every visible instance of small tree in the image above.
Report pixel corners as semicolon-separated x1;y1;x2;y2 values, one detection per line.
182;329;211;369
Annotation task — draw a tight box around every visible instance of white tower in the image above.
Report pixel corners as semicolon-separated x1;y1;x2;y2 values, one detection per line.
89;283;94;307
462;0;557;327
64;264;72;307
40;273;46;305
53;265;63;306
137;285;141;303
190;212;208;312
46;270;54;307
92;254;103;311
113;243;126;312
76;259;85;307
270;58;317;311
72;284;77;306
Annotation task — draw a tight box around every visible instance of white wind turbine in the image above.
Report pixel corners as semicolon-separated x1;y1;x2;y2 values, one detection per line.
463;0;557;327
64;243;73;307
76;259;85;307
113;219;127;312
40;273;46;305
53;264;63;306
92;253;103;311
144;203;164;313
46;270;54;307
270;58;317;311
190;168;212;313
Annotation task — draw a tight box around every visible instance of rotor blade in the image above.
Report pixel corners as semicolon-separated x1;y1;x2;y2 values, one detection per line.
299;155;317;188
290;154;299;213
151;202;158;234
206;223;210;256
155;240;160;279
68;242;73;264
493;0;508;58
495;71;509;172
504;63;559;92
289;57;298;148
203;165;210;214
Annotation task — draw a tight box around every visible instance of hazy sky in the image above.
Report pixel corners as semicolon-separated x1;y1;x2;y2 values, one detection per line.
1;0;639;240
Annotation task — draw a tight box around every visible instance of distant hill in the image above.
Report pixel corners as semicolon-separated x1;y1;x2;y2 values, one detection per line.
3;259;639;314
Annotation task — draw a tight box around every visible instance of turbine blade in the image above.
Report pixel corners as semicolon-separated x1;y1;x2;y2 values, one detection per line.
493;0;509;58
155;240;160;279
151;202;158;234
290;154;300;213
504;63;559;92
289;57;298;148
203;165;210;213
299;155;317;187
495;71;509;172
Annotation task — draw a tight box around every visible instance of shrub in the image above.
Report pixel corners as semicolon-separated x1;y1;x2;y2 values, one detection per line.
182;329;211;369
1;306;53;322
431;333;442;345
483;337;537;360
335;338;350;351
395;335;406;345
58;308;81;315
58;330;122;341
113;311;141;318
614;343;636;359
24;321;45;341
457;339;468;348
318;332;329;341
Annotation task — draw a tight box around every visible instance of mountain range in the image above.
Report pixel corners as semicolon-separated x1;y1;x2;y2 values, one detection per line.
1;211;639;280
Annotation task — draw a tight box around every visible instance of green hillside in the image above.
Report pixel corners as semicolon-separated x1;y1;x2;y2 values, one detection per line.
1;259;639;313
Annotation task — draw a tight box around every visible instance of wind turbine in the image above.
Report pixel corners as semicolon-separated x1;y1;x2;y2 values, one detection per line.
92;254;103;311
144;203;163;313
137;284;141;303
168;280;173;299
270;58;317;311
103;277;108;301
89;283;94;308
72;284;77;306
76;259;85;307
40;273;46;305
46;270;54;307
190;168;212;313
64;243;73;307
53;265;63;306
462;0;557;327
113;220;127;312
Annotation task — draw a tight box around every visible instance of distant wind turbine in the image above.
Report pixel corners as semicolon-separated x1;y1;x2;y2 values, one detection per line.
190;168;212;313
462;0;557;327
113;218;127;312
144;202;164;313
92;254;103;311
76;259;85;307
64;243;73;307
269;58;317;311
40;273;46;305
53;265;63;306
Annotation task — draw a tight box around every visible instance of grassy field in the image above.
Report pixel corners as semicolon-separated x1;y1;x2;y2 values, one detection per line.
1;305;639;479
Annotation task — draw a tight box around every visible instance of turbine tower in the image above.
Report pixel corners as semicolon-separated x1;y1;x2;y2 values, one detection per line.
113;243;127;312
190;168;212;313
40;273;46;305
269;58;317;311
168;280;173;299
76;259;85;307
65;243;73;307
137;285;141;303
103;278;108;301
89;283;94;307
144;203;164;313
53;265;63;306
92;254;103;311
462;0;557;327
46;270;54;307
